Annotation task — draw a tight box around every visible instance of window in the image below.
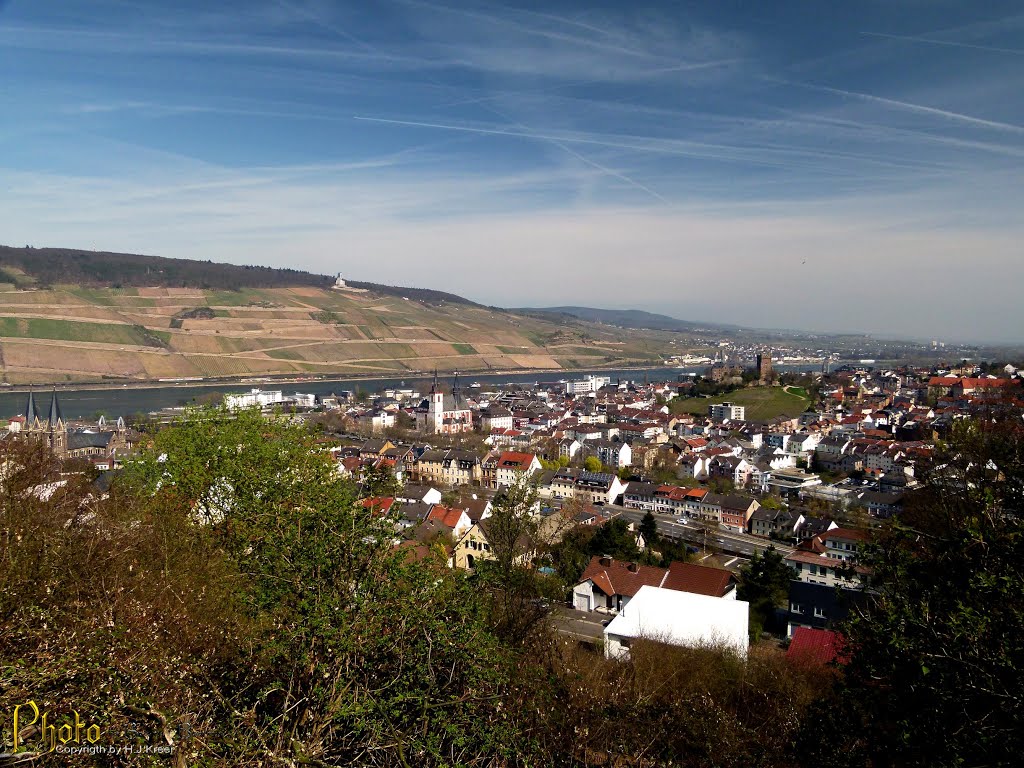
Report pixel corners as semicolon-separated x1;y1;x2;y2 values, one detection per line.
814;607;826;618
790;602;804;614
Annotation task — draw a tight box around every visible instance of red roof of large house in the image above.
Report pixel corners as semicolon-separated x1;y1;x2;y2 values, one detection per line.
578;556;734;598
663;561;734;597
497;451;537;469
579;556;668;598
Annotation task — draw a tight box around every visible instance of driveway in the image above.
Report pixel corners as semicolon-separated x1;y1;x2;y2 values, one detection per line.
549;605;607;642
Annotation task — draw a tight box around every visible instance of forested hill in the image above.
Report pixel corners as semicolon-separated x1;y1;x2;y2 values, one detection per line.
516;305;727;333
344;279;484;308
0;246;334;290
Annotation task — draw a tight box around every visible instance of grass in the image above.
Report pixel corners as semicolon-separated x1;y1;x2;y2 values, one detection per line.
675;386;811;421
452;343;476;355
0;317;158;346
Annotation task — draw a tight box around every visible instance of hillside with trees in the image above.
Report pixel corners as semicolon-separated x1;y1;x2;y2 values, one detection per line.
0;245;333;290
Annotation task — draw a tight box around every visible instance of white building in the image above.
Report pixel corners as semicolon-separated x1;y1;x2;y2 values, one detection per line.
709;402;745;421
224;389;286;410
565;375;611;395
603;586;749;660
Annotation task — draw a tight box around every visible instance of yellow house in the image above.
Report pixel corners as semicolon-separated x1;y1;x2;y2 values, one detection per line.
452;519;535;571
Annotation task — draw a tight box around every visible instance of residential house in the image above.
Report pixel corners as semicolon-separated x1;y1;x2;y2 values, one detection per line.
452;518;535;571
425;505;473;540
493;451;542;489
604;586;749;660
718;495;760;533
572;556;736;614
749;506;805;539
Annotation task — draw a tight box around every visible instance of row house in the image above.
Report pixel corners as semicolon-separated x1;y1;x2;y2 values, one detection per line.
487;428;531;450
749;506;805;539
718;495;760;533
545;468;626;505
652;485;694;516
489;451;542;489
622;482;658;512
413;449;483;488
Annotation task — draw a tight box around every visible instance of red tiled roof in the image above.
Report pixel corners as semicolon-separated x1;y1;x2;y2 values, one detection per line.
497;451;537;469
361;496;395;515
787;627;846;666
427;505;467;529
663;561;734;597
578;556;668;598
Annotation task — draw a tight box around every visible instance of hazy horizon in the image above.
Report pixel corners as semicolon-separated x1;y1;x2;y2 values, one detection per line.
2;1;1022;342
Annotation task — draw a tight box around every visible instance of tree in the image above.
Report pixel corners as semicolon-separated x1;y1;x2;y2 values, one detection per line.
583;455;603;473
588;518;641;561
360;461;400;498
737;546;793;638
115;407;552;764
473;475;553;643
639;511;659;548
801;413;1024;768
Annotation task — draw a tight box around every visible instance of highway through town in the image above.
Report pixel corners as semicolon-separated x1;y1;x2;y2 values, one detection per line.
605;504;794;560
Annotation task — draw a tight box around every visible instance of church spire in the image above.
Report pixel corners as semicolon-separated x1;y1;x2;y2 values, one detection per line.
47;388;64;430
23;387;40;428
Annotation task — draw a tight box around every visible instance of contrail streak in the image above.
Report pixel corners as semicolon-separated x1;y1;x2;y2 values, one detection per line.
862;31;1024;56
771;78;1024;134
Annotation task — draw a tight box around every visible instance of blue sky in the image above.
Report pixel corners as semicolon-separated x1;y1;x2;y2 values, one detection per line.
1;1;1022;342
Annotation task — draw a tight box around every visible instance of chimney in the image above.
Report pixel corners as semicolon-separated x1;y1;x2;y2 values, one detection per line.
627;562;639;573
599;556;613;567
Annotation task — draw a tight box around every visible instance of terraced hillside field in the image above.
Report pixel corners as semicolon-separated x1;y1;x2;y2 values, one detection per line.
0;283;678;384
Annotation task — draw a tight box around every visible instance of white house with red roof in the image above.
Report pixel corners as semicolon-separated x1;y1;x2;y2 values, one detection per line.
493;451;541;489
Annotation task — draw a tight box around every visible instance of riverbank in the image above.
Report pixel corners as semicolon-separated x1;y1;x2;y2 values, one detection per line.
0;361;670;395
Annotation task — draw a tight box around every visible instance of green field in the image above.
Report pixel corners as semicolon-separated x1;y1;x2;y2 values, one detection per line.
0;317;156;346
675;386;811;421
452;343;477;355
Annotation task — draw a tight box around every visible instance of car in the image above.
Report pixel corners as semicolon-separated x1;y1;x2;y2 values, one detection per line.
529;598;551;613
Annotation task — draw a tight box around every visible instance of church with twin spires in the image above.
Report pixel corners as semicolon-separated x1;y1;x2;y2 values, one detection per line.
415;372;473;435
8;388;133;460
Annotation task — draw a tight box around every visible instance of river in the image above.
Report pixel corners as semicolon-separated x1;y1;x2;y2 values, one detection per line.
0;364;825;421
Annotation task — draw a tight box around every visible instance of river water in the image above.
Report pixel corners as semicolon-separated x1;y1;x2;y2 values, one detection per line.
0;364;824;421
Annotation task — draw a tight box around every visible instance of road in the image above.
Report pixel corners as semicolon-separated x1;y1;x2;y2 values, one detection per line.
607;505;794;559
549;605;606;642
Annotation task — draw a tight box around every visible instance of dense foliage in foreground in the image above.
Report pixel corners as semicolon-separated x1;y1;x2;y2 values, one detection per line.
1;407;1022;766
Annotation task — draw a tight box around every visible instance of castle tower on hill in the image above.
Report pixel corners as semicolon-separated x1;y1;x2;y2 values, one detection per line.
757;351;773;384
